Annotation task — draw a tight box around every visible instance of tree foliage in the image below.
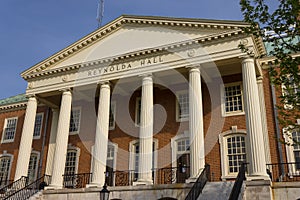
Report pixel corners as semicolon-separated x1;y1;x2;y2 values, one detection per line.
240;0;300;132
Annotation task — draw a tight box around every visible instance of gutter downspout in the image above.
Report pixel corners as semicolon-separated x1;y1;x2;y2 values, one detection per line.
269;69;285;179
38;107;50;178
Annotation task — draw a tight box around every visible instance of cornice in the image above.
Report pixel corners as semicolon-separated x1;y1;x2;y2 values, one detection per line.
0;102;27;112
23;28;245;80
21;15;252;80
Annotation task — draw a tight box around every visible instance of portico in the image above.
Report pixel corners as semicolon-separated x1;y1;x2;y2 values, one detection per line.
15;15;269;190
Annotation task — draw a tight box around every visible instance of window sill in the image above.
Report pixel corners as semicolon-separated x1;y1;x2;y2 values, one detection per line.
33;136;41;140
176;118;189;122
222;112;245;117
1;139;14;144
69;131;79;135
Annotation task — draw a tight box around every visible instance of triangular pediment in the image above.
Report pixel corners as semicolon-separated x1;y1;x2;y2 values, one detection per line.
21;15;253;79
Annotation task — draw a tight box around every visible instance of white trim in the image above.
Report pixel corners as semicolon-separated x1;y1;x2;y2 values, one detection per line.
65;144;81;174
33;113;44;140
171;131;190;169
109;101;116;130
28;150;40;183
175;90;189;122
221;82;245;117
283;127;300;176
219;129;247;180
69;107;81;135
106;142;118;186
0;152;13;184
1;117;18;143
128;139;158;181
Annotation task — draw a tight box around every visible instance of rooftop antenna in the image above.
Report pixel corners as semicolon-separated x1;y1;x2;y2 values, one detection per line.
96;0;104;28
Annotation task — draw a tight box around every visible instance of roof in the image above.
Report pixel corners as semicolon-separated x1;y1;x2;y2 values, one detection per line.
21;15;260;80
264;36;300;56
0;94;27;106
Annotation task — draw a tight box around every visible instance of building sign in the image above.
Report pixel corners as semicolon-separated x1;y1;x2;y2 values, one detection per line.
87;56;163;77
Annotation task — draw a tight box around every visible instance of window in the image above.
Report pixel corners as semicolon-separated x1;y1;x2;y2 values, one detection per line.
176;91;189;121
64;149;78;175
69;108;81;134
33;113;43;139
222;83;244;116
106;143;118;186
135;98;141;126
282;75;300;109
219;130;247;179
0;154;12;187
284;127;300;174
129;140;158;182
2;117;18;143
226;135;246;174
109;102;116;130
171;132;190;183
27;152;39;183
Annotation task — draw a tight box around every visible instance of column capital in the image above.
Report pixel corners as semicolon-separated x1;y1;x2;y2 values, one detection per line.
257;76;263;83
186;64;200;71
97;81;110;86
241;56;255;64
139;73;152;79
59;88;72;94
25;94;36;99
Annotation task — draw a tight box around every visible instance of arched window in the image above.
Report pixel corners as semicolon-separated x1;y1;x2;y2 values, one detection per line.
0;153;13;186
27;151;40;183
219;129;247;180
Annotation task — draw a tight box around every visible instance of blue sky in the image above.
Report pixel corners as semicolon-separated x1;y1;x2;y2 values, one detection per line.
0;0;276;100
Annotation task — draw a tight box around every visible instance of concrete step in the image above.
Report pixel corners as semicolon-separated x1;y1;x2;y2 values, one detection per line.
198;181;234;200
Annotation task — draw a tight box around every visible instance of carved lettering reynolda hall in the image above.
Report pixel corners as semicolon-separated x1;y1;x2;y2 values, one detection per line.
87;56;163;77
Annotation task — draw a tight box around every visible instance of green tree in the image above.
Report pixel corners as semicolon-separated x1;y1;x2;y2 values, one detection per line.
240;0;300;133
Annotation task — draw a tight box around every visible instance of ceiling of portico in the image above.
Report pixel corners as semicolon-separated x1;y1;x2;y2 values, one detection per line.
22;15;262;80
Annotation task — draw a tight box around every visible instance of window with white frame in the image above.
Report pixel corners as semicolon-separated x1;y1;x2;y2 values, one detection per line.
69;108;81;134
33;113;43;138
129;140;157;182
2;117;18;143
176;91;189;121
284;128;300;172
219;130;247;179
109;102;116;130
27;152;39;183
223;83;244;115
171;132;190;183
106;143;117;186
64;149;78;175
0;155;12;186
282;75;300;108
135;98;141;126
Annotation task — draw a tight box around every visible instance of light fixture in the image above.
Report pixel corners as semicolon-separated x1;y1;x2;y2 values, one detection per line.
100;183;110;200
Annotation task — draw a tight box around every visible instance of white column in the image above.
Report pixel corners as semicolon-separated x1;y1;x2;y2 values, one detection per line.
14;96;37;180
48;90;72;189
242;58;269;179
89;83;111;187
45;109;59;176
257;77;271;165
189;67;205;180
136;75;153;185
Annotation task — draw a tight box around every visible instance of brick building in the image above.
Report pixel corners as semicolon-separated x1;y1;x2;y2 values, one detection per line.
0;15;299;199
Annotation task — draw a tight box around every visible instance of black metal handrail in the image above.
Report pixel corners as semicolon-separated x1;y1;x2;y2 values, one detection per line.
0;176;28;197
266;162;300;182
185;164;210;200
62;173;92;188
3;175;51;200
106;170;136;186
228;163;247;200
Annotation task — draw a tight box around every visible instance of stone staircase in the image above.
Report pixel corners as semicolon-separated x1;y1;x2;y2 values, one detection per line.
197;181;235;200
29;191;43;200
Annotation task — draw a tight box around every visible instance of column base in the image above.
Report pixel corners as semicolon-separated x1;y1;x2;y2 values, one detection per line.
45;185;63;190
86;183;103;188
247;175;270;181
133;179;153;186
244;180;273;200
